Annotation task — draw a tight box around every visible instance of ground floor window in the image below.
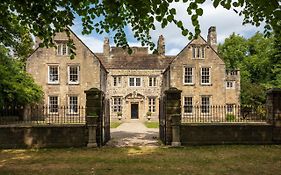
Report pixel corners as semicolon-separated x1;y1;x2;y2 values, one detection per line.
48;96;58;114
148;97;156;112
184;97;193;114
113;97;122;112
68;96;78;114
201;96;210;114
226;104;234;113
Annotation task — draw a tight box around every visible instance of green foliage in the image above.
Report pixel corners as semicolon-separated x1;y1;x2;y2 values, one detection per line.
117;112;122;116
144;121;159;128
219;32;281;106
0;0;280;55
226;114;236;122
110;121;122;128
0;47;43;106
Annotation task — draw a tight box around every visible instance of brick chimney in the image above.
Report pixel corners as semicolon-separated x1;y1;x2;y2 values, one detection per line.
207;26;217;52
157;35;165;55
103;37;110;57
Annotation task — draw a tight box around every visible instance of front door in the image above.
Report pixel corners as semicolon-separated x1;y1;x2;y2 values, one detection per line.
131;104;139;119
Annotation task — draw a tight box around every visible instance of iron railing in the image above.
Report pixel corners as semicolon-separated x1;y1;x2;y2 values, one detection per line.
182;105;267;123
0;105;86;125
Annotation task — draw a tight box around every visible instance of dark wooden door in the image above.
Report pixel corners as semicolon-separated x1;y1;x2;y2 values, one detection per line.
131;104;139;119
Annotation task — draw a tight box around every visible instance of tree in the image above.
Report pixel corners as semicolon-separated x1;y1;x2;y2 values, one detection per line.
0;46;43;106
1;0;280;56
218;32;280;106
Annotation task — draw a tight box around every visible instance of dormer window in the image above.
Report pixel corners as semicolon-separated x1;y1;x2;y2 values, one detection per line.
192;46;205;59
57;42;69;55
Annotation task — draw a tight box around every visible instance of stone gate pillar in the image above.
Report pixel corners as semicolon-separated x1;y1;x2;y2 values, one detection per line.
84;88;103;147
164;87;182;145
266;88;281;143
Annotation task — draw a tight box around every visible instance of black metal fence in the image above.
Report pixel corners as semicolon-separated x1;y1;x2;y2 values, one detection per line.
182;105;267;123
0;105;86;125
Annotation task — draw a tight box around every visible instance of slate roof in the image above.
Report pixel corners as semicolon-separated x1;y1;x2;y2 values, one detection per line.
96;52;174;70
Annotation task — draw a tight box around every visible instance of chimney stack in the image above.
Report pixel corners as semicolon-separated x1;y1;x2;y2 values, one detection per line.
157;35;165;55
34;36;42;48
103;37;110;57
207;26;217;52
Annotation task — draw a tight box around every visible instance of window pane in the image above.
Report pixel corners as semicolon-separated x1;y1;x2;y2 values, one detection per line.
201;47;205;58
184;97;193;113
201;96;210;113
129;78;134;86
69;66;79;83
192;47;195;58
49;96;58;113
136;78;141;86
49;66;59;83
201;67;210;84
184;67;193;84
69;96;78;113
148;97;156;112
113;97;122;112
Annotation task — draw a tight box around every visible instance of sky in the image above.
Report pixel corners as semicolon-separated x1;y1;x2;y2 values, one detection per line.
70;1;264;56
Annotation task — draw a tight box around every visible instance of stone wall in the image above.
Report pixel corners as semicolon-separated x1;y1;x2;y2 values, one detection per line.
180;123;273;145
0;125;87;148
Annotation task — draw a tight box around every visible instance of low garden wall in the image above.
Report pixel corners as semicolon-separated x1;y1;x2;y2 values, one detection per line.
0;125;88;148
180;123;274;145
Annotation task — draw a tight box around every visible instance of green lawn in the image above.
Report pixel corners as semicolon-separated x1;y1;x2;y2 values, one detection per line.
144;121;159;128
1;145;281;175
110;121;122;128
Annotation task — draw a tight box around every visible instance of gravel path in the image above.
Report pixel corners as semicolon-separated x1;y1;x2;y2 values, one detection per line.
106;121;159;147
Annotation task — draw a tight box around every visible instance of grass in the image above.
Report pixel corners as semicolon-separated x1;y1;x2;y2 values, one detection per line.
110;121;122;128
144;121;159;128
0;145;281;175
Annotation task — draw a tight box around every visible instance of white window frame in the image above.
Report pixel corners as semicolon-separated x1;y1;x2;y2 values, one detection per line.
48;96;59;114
183;67;194;85
192;46;205;59
201;67;211;85
128;77;141;87
184;96;193;114
68;95;78;114
112;97;122;112
201;96;210;114
113;76;122;87
148;97;156;113
149;77;157;87
226;81;235;89
68;65;80;85
57;42;69;56
48;65;59;84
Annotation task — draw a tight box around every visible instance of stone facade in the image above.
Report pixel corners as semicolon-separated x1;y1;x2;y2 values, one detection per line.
26;30;107;110
27;26;240;121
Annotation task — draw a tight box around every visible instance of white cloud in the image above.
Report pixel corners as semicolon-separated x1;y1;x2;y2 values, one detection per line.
77;35;104;53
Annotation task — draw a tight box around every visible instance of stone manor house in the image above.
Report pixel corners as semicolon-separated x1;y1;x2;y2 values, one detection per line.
26;26;240;121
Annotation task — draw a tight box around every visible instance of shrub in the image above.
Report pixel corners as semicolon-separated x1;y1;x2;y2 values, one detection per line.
226;114;236;122
117;112;122;116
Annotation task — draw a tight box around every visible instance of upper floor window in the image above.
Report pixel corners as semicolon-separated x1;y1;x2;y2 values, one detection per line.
201;67;211;85
113;76;121;87
201;96;210;114
68;65;79;84
48;96;58;114
149;77;157;87
57;42;69;55
48;65;59;84
148;97;156;112
184;97;193;114
226;81;235;89
184;67;194;84
68;95;78;114
112;97;122;112
192;46;205;59
129;77;141;87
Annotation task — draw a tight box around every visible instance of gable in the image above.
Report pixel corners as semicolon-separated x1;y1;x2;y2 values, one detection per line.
169;35;225;66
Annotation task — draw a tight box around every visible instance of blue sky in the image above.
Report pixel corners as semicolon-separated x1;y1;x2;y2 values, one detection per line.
70;1;264;55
